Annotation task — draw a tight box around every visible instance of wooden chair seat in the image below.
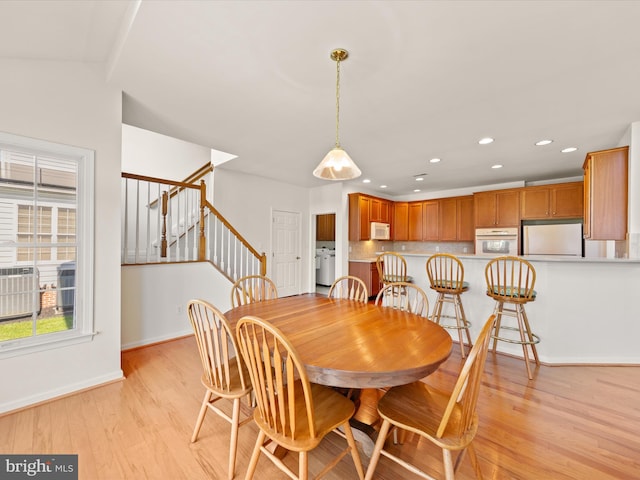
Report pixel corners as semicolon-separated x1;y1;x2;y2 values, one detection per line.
252;380;356;452
376;381;478;450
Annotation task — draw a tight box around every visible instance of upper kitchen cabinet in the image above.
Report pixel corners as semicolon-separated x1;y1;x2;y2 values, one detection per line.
393;202;409;241
583;146;628;240
370;197;391;223
474;189;520;228
439;196;474;241
316;213;335;241
520;182;583;220
348;193;371;241
408;202;423;241
422;200;439;241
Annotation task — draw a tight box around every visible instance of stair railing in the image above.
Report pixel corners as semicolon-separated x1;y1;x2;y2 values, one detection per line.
121;172;266;283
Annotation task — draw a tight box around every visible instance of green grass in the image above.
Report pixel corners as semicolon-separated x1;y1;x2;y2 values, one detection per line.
0;315;73;341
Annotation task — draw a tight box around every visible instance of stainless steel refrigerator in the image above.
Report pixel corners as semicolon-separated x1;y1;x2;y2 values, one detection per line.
522;223;583;256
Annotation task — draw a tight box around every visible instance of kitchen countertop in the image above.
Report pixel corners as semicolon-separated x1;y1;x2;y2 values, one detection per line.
348;252;640;264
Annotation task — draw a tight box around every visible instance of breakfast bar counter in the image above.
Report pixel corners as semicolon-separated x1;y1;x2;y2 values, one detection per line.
364;252;640;365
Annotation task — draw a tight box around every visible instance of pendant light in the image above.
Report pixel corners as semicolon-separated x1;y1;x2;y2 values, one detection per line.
313;48;362;180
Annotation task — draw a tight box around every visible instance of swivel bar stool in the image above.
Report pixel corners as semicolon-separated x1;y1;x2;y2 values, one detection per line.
485;255;540;379
426;253;473;358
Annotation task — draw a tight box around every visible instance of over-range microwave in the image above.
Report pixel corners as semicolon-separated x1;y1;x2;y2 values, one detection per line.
371;222;391;240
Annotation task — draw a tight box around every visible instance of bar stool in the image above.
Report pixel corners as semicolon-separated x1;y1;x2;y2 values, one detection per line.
425;253;473;358
485;255;540;380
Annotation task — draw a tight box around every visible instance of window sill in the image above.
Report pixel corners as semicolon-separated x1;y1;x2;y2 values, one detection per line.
0;330;97;359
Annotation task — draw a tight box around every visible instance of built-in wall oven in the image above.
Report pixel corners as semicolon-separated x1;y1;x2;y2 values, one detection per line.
475;227;519;256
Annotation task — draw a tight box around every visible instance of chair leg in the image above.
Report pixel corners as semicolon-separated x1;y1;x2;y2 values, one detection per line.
299;451;308;480
466;444;483;480
364;419;392;480
228;398;241;480
342;422;365;480
432;294;444;325
491;303;504;353
442;448;456;480
244;430;266;480
191;390;212;442
457;294;473;350
515;306;534;380
520;305;540;365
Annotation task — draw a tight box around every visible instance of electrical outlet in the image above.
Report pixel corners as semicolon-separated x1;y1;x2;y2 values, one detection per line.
463;247;468;253
401;245;406;251
436;246;440;252
176;305;184;314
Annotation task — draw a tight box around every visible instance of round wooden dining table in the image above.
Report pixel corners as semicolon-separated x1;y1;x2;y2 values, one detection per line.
225;293;453;389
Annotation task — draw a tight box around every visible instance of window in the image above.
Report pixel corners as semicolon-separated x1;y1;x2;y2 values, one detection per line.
0;132;94;357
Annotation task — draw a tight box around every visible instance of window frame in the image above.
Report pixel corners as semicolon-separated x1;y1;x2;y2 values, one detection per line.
0;132;95;358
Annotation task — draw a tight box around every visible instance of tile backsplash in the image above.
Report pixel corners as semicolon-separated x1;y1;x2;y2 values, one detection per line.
349;240;474;259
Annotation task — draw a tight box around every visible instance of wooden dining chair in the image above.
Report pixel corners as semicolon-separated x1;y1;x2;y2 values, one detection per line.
375;252;412;286
187;299;253;480
328;275;369;303
230;274;278;308
364;314;497;480
236;315;365;480
426;253;473;358
374;282;430;318
485;255;539;379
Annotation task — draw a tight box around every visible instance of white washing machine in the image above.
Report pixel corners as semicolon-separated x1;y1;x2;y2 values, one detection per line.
315;248;336;286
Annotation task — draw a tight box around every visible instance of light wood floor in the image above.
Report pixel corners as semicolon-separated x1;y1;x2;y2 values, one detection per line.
2;336;639;479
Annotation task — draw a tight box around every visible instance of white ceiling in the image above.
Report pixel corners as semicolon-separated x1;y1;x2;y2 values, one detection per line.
3;0;640;197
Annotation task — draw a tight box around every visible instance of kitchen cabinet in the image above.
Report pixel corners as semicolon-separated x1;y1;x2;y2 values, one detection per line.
474;189;520;228
408;202;423;241
348;261;382;298
457;195;475;241
583;146;628;240
422;200;439;241
349;193;393;241
370;197;391;223
520;182;583;220
439;196;474;241
393;202;409;241
348;193;371;241
439;198;457;241
316;213;335;241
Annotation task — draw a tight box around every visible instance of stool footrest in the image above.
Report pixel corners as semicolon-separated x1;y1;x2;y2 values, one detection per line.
435;314;472;331
491;325;540;346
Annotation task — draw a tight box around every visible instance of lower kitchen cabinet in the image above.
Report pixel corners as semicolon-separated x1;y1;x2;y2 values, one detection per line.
348;261;382;298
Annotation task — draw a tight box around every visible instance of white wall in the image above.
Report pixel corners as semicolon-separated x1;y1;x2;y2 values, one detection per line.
622;122;640;258
121;124;212;179
0;59;123;413
121;263;232;349
213;168;311;292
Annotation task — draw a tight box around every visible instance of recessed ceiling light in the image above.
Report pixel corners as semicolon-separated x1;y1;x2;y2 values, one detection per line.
380;185;387;189
491;164;503;169
429;158;441;163
478;137;494;145
415;177;424;182
535;139;553;146
561;147;578;153
413;189;421;193
362;178;371;183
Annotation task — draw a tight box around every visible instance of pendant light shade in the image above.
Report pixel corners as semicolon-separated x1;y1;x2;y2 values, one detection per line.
313;49;361;181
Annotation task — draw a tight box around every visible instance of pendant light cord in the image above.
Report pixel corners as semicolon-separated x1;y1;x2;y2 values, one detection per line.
335;58;341;149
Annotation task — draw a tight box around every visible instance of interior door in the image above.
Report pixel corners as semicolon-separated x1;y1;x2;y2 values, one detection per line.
272;210;301;297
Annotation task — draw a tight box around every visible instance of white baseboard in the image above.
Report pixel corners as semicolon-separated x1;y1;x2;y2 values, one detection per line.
121;328;192;351
0;369;124;415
